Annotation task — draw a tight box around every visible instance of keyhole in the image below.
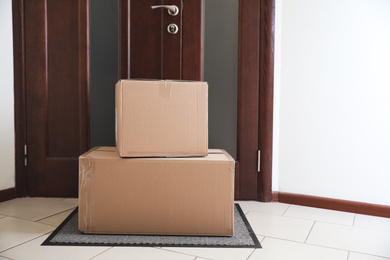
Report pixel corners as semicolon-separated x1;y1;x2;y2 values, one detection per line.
167;23;178;34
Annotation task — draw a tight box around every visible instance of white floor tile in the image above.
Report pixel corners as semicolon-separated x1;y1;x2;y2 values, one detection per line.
246;211;314;242
237;201;290;215
92;247;196;260
37;209;74;227
162;247;255;260
0;217;54;252
307;222;390;258
0;234;109;260
349;252;390;260
283;205;355;225
248;237;348;260
0;198;78;221
354;214;390;232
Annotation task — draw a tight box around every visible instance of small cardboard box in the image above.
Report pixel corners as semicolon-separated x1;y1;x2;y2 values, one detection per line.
115;79;208;157
78;147;235;236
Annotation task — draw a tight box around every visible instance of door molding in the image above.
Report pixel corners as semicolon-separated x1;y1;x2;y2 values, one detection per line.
119;0;204;81
13;0;27;197
237;0;275;201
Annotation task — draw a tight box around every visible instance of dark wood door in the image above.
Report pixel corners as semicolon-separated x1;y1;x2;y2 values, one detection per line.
23;0;89;197
119;0;204;80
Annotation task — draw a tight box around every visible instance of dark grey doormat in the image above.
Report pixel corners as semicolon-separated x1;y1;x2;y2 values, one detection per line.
42;204;261;248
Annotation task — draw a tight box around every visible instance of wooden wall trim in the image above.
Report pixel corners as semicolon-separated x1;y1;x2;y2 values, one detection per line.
258;0;275;202
278;192;390;218
0;188;17;203
272;191;278;202
12;0;27;197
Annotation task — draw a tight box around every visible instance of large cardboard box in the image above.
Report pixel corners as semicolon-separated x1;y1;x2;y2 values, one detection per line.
115;79;208;157
79;147;235;236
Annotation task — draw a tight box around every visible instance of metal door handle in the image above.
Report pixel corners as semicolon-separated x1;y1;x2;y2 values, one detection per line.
151;5;179;16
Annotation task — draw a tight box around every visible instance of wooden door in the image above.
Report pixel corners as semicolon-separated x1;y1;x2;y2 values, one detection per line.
119;0;204;81
20;0;89;197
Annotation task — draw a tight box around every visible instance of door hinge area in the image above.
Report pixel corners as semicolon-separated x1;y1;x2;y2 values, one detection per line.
24;144;28;166
257;149;260;173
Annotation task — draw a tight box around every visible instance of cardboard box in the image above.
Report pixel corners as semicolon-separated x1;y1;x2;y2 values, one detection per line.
79;147;235;236
115;79;208;157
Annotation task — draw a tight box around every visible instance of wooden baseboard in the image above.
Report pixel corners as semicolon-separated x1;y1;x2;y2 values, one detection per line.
276;192;390;218
272;192;279;202
0;188;17;203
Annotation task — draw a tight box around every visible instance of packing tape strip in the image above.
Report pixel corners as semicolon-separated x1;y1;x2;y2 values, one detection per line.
159;80;172;99
80;156;93;232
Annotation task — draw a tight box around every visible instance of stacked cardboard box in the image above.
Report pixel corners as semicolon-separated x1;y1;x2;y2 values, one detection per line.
78;79;235;236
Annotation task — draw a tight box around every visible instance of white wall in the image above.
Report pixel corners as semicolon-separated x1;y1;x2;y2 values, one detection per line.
0;0;15;190
274;0;390;205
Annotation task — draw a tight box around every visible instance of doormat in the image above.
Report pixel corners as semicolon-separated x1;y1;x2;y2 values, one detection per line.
42;204;261;248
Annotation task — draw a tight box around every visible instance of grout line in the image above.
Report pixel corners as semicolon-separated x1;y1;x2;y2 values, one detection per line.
347;250;390;260
35;207;77;222
347;251;350;260
352;214;356;227
159;248;213;260
246;210;298;218
282;204;292;216
245;248;256;260
0;207;77;223
0;254;14;260
265;236;351;256
88;247;113;260
314;220;390;233
304;221;316;243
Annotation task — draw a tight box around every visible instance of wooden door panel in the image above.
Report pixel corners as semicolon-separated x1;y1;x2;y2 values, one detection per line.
182;0;203;81
24;0;89;197
25;0;47;196
47;0;80;157
120;0;203;81
161;0;183;79
130;0;162;79
237;0;260;200
130;0;183;80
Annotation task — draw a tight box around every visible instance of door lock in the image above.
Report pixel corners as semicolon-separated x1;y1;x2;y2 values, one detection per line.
167;23;179;34
151;5;179;16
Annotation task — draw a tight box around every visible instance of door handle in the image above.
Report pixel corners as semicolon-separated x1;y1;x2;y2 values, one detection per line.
151;5;179;16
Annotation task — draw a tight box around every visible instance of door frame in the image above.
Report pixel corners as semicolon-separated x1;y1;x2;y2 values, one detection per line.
119;0;204;80
13;0;27;197
237;0;275;201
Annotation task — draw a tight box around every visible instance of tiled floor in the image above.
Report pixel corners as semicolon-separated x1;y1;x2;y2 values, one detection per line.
0;199;390;260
